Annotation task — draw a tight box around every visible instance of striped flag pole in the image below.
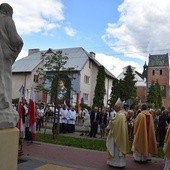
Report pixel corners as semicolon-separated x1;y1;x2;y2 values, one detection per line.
16;85;24;134
28;86;36;141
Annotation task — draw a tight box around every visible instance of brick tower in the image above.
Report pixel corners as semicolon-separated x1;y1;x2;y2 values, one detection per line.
147;53;169;108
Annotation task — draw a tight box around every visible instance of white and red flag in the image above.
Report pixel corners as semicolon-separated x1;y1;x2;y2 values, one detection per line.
28;86;36;141
17;85;24;136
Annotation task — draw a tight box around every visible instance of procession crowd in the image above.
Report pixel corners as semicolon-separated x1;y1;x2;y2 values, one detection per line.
105;99;170;170
1;2;168;169
18;97;170;170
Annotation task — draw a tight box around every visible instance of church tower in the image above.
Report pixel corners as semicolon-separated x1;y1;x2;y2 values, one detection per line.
142;61;148;79
147;53;169;108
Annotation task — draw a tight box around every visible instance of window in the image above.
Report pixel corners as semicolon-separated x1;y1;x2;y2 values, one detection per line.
152;70;155;75
33;75;39;83
84;75;90;84
83;93;89;101
160;69;162;75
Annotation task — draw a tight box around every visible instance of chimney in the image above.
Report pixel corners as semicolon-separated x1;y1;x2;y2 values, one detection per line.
89;52;96;58
28;49;40;55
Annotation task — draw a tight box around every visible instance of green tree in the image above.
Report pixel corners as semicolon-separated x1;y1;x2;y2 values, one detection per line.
147;80;162;109
122;65;137;102
155;80;162;109
36;49;71;96
36;49;74;137
93;65;106;109
118;79;127;101
108;78;120;108
109;65;137;108
147;80;155;108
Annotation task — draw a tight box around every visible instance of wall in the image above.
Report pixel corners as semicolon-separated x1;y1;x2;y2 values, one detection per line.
12;62;44;103
147;66;169;108
12;72;31;100
136;86;147;103
79;60;95;106
104;76;113;106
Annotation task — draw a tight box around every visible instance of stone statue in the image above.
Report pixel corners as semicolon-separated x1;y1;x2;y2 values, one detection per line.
0;3;23;128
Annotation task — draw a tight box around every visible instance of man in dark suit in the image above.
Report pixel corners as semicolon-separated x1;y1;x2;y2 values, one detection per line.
89;106;100;138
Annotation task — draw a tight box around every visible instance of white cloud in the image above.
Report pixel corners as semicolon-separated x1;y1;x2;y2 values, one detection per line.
2;0;64;34
102;0;170;61
64;26;77;37
95;53;143;77
16;50;28;61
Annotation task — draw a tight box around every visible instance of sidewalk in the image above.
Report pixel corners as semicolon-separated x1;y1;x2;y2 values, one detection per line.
18;125;165;170
17;132;164;170
18;141;164;170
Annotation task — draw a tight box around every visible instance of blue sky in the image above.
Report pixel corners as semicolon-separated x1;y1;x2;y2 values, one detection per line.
2;0;170;77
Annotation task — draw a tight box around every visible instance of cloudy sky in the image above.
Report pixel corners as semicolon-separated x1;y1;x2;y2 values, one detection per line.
2;0;170;77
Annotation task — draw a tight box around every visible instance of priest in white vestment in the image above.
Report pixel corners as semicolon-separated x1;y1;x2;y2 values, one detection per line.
106;98;129;168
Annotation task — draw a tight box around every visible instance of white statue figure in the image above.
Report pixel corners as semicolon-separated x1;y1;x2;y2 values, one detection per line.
0;3;23;128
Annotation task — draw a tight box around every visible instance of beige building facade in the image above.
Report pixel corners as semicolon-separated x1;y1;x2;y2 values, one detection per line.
12;47;116;108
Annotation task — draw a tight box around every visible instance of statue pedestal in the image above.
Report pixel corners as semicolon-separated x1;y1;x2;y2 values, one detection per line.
0;127;19;170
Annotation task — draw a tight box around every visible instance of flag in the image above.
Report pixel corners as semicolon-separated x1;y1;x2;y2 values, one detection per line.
43;92;47;104
16;85;24;133
28;86;36;141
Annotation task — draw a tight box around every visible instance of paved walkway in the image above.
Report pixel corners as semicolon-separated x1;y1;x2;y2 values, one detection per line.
17;124;165;170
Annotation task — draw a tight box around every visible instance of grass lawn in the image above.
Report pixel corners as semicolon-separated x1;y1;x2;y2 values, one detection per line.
36;133;164;158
